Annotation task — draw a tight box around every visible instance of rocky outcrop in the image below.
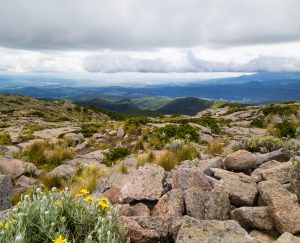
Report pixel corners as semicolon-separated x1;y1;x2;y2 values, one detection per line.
120;165;165;203
176;216;259;243
231;207;273;232
172;168;212;191
184;187;230;220
258;180;300;234
290;157;300;201
0;175;12;210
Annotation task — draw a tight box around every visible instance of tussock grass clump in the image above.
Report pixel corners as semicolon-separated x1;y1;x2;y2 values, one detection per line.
0;188;125;242
205;138;224;156
155;145;198;171
79;123;102;137
0;132;12;145
233;136;283;153
22;141;75;167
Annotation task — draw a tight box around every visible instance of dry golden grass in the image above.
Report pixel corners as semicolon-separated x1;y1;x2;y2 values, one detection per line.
205;138;224;156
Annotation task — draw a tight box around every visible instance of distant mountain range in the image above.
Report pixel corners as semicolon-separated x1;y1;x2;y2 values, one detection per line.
1;72;300;115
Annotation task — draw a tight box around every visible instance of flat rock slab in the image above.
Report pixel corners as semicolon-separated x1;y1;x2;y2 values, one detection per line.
176;217;259;243
120;164;165;203
33;126;79;139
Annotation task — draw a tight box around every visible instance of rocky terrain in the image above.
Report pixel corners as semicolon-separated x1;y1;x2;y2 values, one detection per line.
1;94;300;242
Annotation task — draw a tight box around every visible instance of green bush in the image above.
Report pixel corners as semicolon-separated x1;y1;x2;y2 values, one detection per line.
157;124;199;144
273;121;297;138
80;123;102;137
104;147;131;166
262;104;299;116
0;188;125;242
233;136;283;153
0;132;12;145
125;117;150;127
179;115;222;134
250;118;266;128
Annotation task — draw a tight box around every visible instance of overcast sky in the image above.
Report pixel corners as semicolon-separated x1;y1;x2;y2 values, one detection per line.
0;0;300;73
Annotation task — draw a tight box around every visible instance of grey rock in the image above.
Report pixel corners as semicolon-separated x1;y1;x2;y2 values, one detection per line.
258;180;300;234
117;127;125;138
231;207;273;232
184;187;230;220
120;165;165;203
176;216;259;243
48;164;77;179
0;175;12;210
172;168;212;191
0;156;27;179
276;232;300;243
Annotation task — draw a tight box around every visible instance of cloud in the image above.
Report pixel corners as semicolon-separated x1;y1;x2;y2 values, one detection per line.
0;0;299;50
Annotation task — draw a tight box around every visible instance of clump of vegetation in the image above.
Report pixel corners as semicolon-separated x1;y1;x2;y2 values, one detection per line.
271;121;298;138
104;147;131;167
155;144;198;171
179;115;222;134
79;123;102;137
205;138;224;156
250;118;266;128
0;188;126;242
156;123;199;144
0;132;12;145
125;116;150;127
22;141;75;168
262;104;299;116
233;136;283;153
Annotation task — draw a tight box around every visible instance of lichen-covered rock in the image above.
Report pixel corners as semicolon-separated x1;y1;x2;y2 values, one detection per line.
251;160;282;182
172;168;212;191
258;180;300;234
276;232;300;243
48;164;77;179
224;150;259;171
184;187;230;220
176;216;259;243
152;189;184;221
120;216;168;243
0;175;12;210
212;169;258;206
15;175;38;188
120;165;165;203
0;156;27;179
231;207;273;232
290;156;300;201
102;186;121;204
249;230;276;243
131;203;150;217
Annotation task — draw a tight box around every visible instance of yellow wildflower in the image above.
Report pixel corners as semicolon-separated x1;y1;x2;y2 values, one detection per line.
75;193;83;197
98;201;110;210
85;196;95;203
52;235;67;243
4;222;9;229
55;200;62;207
100;197;109;202
79;189;89;195
0;222;3;228
10;219;17;224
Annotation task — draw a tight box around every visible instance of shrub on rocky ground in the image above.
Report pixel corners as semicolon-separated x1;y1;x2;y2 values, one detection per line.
0;132;12;145
262;104;299;116
0;188;125;243
250;118;266;128
271;121;298;138
104;147;131;167
233;136;283;153
80;123;102;137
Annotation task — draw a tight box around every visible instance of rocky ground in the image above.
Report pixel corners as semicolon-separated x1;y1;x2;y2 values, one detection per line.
1;94;300;242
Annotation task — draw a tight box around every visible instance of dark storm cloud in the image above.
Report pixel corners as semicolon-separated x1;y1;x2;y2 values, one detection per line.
0;0;299;50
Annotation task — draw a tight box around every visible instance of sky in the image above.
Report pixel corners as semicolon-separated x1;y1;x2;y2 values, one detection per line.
0;0;300;73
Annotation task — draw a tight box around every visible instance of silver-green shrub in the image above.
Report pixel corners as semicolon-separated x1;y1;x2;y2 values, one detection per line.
0;188;126;243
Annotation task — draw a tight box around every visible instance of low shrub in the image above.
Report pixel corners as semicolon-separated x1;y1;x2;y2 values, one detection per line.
0;188;126;242
104;147;131;167
157;123;199;144
0;132;12;145
205;138;224;156
250;118;266;128
233;136;283;153
262;104;299;116
80;123;102;137
273;121;297;138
